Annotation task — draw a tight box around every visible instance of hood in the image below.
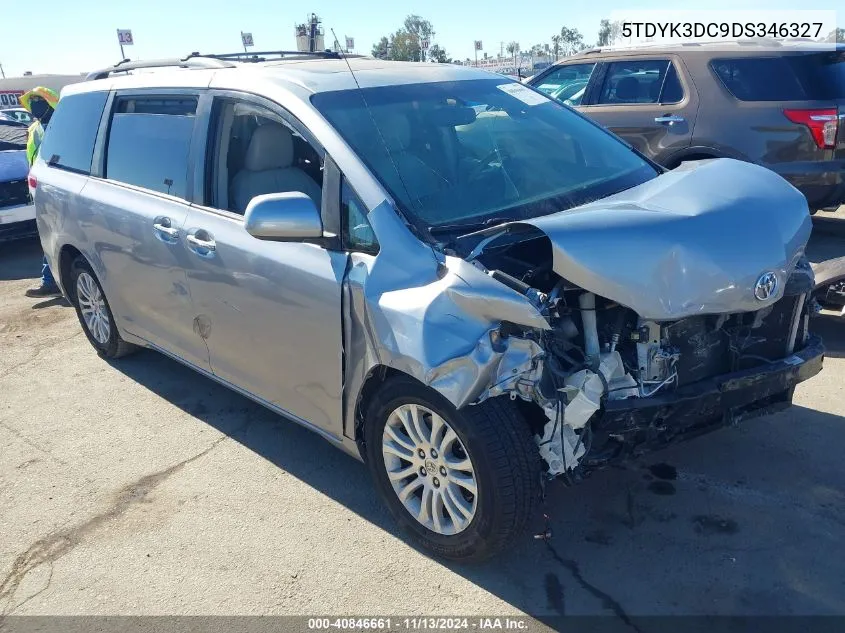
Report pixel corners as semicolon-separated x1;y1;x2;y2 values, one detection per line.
513;158;811;320
0;150;29;182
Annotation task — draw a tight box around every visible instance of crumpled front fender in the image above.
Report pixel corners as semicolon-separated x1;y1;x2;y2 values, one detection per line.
342;201;549;441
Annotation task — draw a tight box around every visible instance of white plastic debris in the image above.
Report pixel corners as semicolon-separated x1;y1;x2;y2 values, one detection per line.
600;351;639;400
537;418;586;476
535;351;637;474
562;369;603;430
562;351;635;427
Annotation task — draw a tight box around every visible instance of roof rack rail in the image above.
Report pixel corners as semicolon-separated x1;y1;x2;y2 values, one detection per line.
187;50;342;63
576;38;800;56
86;56;236;81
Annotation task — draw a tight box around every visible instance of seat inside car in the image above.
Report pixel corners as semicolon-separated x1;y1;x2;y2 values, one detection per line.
373;113;448;204
230;122;322;214
614;76;640;103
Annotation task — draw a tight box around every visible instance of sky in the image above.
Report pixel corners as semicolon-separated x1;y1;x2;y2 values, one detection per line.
0;0;842;77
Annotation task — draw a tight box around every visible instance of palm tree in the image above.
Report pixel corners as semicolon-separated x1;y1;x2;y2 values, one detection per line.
506;41;519;65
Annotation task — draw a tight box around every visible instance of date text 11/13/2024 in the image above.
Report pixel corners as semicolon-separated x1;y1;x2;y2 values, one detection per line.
307;617;531;630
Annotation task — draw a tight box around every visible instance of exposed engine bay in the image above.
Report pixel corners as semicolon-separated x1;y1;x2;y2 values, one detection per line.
463;233;816;478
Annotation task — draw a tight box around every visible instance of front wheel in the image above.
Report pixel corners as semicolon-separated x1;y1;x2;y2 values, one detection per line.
364;377;540;561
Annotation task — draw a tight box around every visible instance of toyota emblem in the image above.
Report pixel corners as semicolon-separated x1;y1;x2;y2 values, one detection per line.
754;272;778;301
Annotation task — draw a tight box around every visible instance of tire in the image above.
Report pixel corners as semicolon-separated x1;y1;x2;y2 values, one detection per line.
69;257;137;359
364;376;540;562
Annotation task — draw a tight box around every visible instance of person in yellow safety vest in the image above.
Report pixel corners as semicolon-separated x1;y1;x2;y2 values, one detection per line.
20;86;58;166
20;87;62;298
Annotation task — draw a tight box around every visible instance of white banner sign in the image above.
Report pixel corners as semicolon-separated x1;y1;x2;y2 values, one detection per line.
345;36;354;50
241;32;254;47
421;38;430;50
117;29;134;46
474;40;483;51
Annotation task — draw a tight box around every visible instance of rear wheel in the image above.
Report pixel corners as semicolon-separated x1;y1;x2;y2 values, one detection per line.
69;257;137;359
364;377;540;561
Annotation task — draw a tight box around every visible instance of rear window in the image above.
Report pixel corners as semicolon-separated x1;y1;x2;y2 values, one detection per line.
38;91;108;174
105;96;197;199
711;52;845;101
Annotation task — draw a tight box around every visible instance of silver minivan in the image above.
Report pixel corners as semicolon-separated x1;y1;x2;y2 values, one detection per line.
33;53;824;561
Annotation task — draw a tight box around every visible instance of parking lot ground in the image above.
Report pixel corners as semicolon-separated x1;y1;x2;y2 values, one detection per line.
1;226;844;624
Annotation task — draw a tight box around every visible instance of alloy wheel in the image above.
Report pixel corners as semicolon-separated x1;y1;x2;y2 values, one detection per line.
76;271;111;345
381;403;478;535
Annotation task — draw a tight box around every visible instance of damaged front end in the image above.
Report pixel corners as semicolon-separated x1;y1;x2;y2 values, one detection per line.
443;159;826;478
347;159;824;481
468;269;823;478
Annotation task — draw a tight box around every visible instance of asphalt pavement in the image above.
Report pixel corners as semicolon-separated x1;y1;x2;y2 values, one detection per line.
1;219;844;625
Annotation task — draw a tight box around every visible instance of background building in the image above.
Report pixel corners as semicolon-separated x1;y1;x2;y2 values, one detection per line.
0;73;86;107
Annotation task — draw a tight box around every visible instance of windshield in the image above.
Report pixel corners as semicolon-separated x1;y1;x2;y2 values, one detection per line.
311;78;658;234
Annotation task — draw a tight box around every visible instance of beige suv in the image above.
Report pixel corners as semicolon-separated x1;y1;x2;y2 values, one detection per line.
528;41;845;213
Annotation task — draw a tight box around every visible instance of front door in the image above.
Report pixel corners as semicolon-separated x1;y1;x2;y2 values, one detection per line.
578;57;699;164
181;94;347;437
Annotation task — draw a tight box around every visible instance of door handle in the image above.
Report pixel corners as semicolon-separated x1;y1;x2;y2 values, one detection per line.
153;222;179;237
654;115;685;124
186;234;216;252
153;217;179;242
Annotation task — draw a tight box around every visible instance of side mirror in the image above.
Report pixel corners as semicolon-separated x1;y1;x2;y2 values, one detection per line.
244;192;323;241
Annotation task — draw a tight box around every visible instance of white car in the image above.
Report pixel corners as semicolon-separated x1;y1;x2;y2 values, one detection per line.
0;123;36;243
0;107;33;125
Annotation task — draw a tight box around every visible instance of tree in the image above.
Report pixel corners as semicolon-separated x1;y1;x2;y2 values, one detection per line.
428;44;450;63
506;41;520;64
404;14;434;41
529;44;545;57
597;19;612;46
371;15;448;63
597;19;623;47
372;36;389;59
825;28;845;43
550;34;562;60
559;26;585;56
390;30;419;62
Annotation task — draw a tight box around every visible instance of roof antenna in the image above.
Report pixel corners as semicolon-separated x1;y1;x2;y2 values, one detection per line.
328;28;428;239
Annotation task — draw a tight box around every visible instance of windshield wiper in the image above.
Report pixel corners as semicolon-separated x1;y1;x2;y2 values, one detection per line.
428;217;511;238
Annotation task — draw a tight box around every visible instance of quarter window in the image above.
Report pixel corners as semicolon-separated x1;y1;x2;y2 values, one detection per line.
597;59;684;105
341;179;377;253
105;95;197;199
38;91;108;174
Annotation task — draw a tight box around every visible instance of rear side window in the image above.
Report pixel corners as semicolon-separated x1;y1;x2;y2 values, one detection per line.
597;59;683;105
38;91;108;174
711;58;807;101
105;96;197;199
710;54;845;101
